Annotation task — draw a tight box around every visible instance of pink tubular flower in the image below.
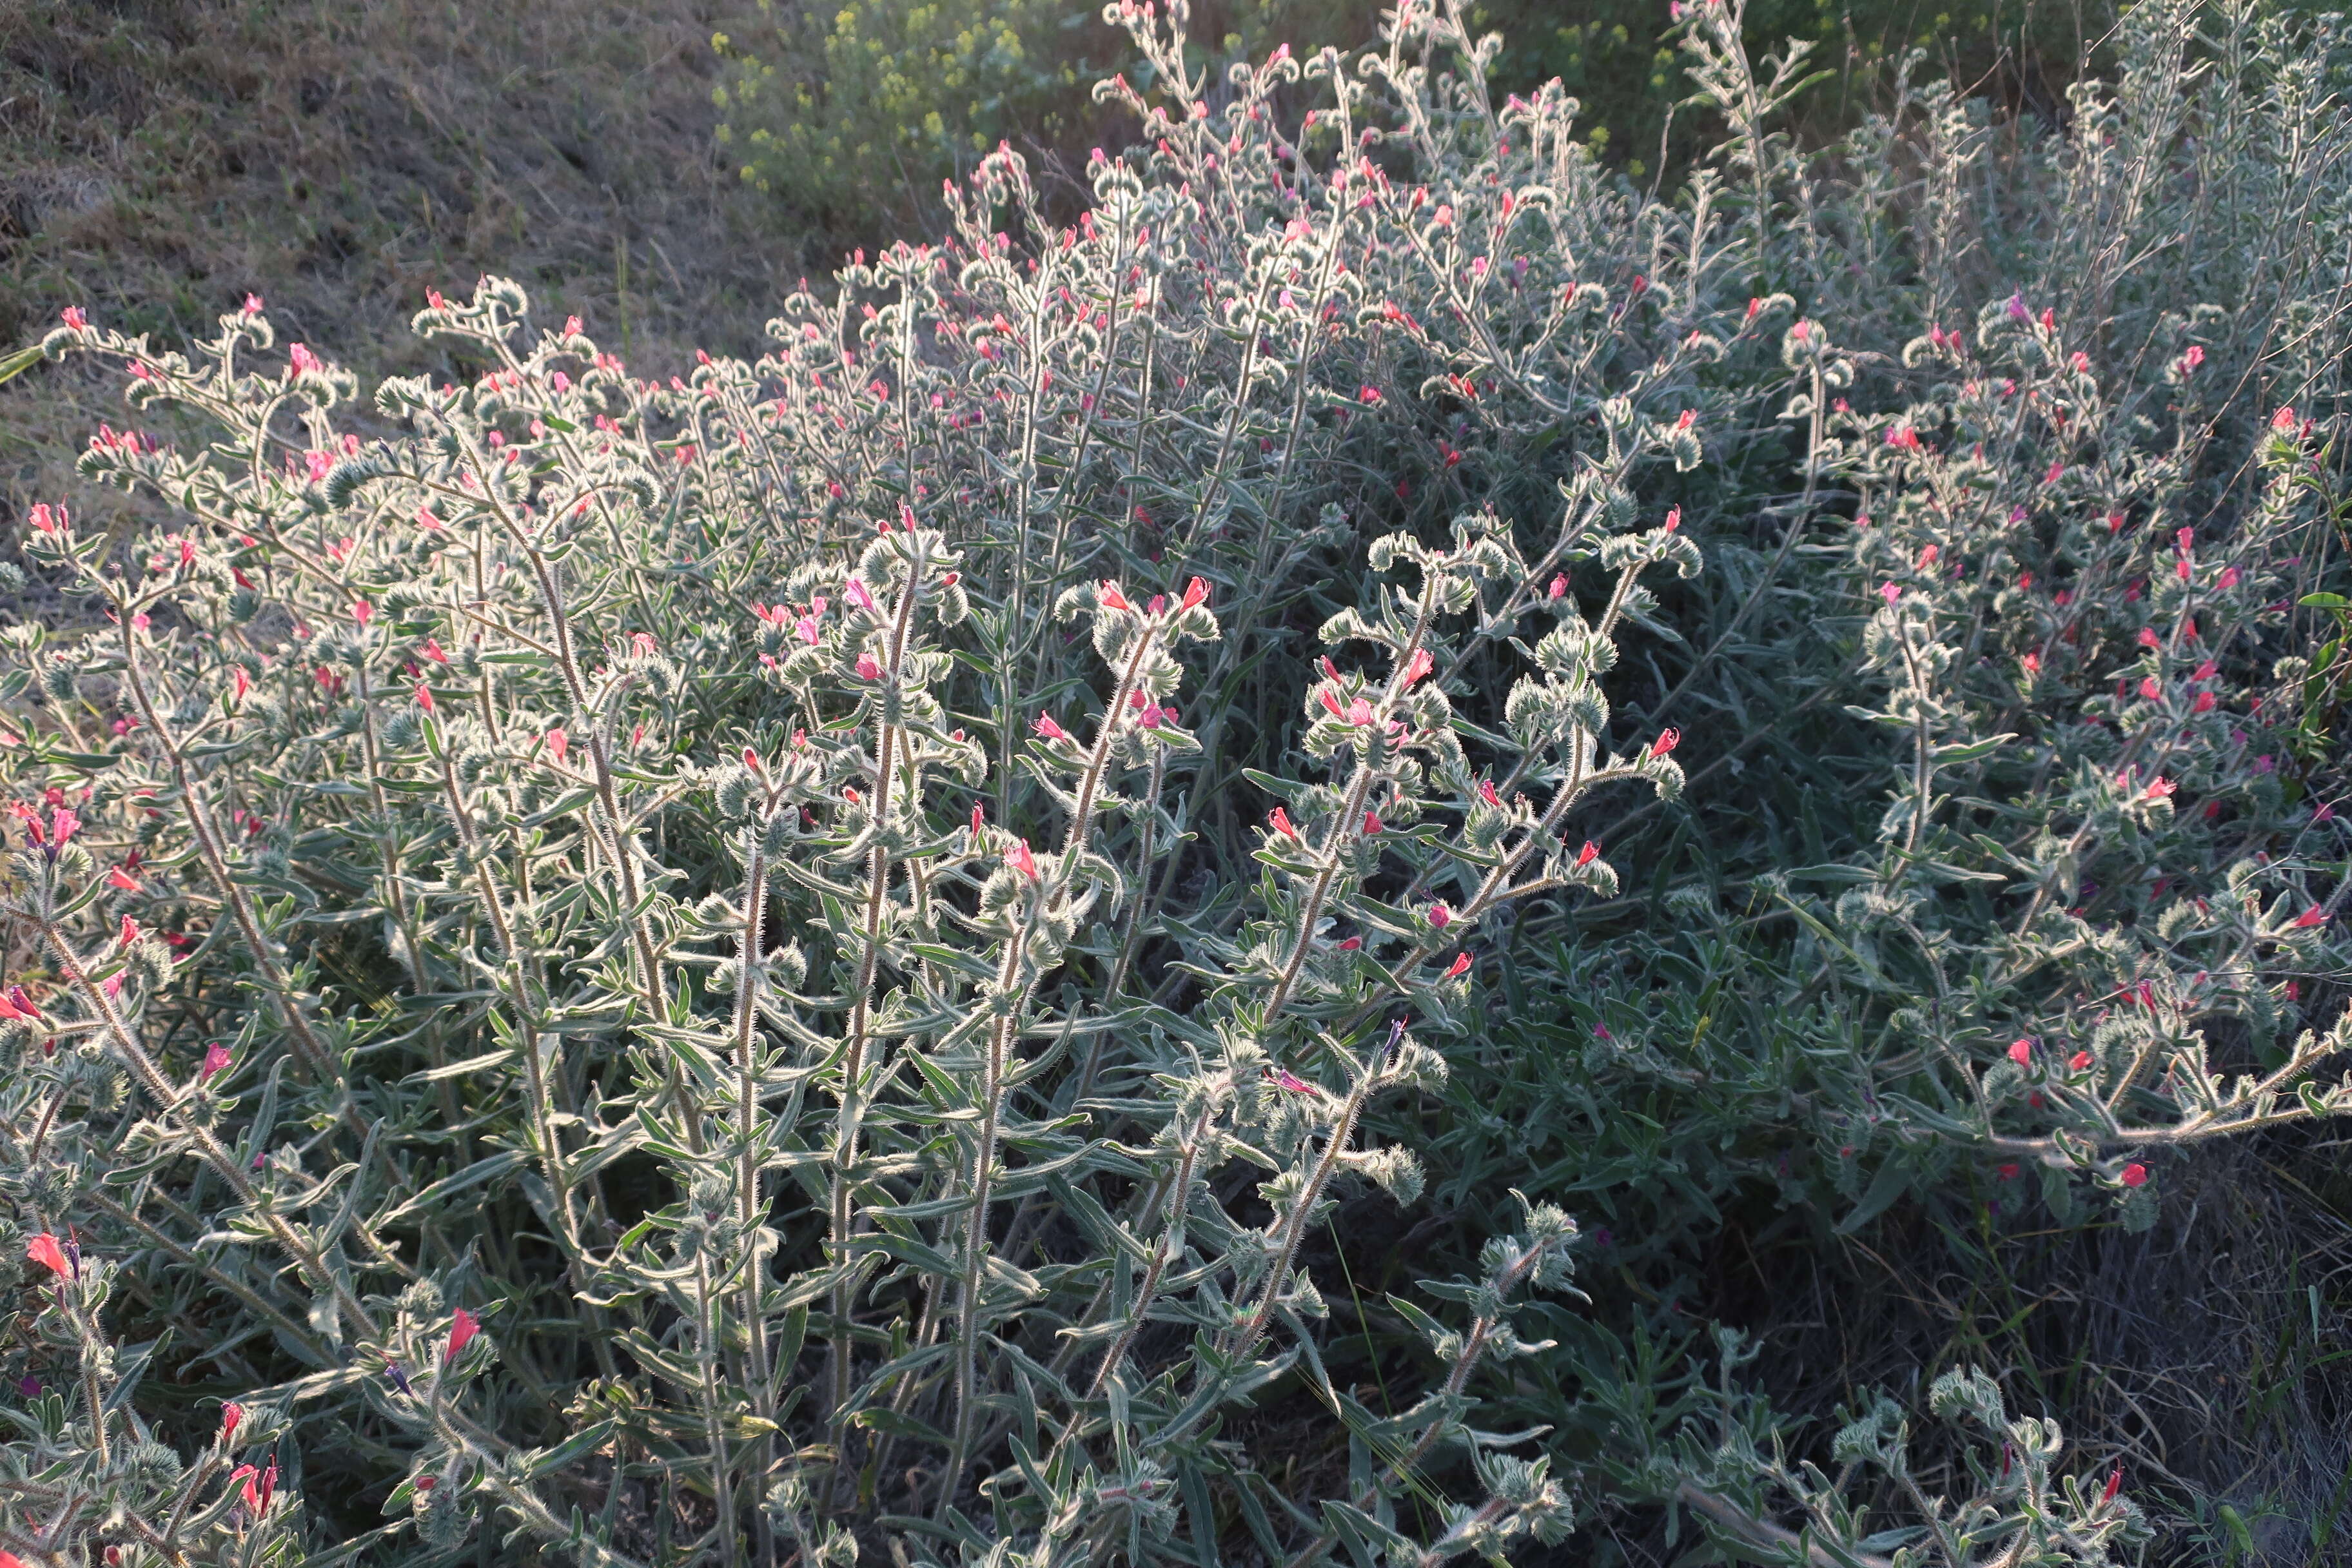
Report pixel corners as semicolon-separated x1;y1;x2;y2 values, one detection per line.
447;1307;480;1362
1479;779;1501;807
545;728;568;765
0;986;42;1022
845;578;876;612
63;306;89;331
2294;905;2328;928
1879;581;1901;605
2144;776;2175;801
1576;840;1599;867
1181;576;1210;611
415;682;435;713
2119;1162;2148;1188
1006;839;1038;880
288;344;320;376
1649;728;1681;760
1274;1068;1312;1092
221;1401;244;1441
1097;580;1132;611
1427;902;1453;929
27;1233;72;1280
855;652;883;681
2070;1050;2093;1072
1364;809;1384;835
202;1043;232;1081
1268;807;1299;839
1402;647;1435;687
1444;952;1472;979
2008;1038;2034;1066
1033;714;1067;741
1549;574;1568;599
108;867;143;893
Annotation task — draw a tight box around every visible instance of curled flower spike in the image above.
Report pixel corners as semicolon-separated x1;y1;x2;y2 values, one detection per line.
1649;728;1681;759
1033;714;1067;741
202;1043;232;1081
26;1233;70;1280
447;1307;480;1362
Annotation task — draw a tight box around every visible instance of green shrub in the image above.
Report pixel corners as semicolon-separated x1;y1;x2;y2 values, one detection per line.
5;0;2349;1563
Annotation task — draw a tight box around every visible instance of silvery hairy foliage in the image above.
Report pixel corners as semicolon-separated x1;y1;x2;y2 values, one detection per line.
3;0;2346;1563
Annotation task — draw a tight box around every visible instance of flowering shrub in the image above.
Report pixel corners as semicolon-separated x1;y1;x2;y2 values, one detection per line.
5;0;2349;1563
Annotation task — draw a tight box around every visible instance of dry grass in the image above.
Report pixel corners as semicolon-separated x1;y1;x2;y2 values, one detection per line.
1;0;801;536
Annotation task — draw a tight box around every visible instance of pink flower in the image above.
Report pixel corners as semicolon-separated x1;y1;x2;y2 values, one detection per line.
2070;1050;2093;1071
108;867;143;893
2294;905;2328;928
855;652;883;681
26;1233;70;1279
352;600;373;627
1179;576;1210;612
1006;839;1038;880
288;344;320;376
1033;714;1067;741
2144;776;2175;801
1274;1068;1312;1092
1402;648;1434;687
422;639;450;664
415;682;435;713
202;1043;232;1081
1268;807;1298;839
62;306;89;331
545;728;568;765
2138;676;2162;700
1649;728;1681;759
1879;582;1901;605
1427;902;1452;928
1576;840;1599;866
446;1307;480;1362
221;1401;244;1440
1479;779;1501;807
1097;581;1132;611
2119;1162;2148;1188
1549;574;1568;599
1444;952;1472;979
2008;1038;2034;1066
844;578;876;612
1661;506;1681;534
1364;809;1384;834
